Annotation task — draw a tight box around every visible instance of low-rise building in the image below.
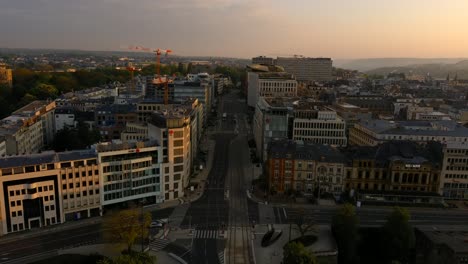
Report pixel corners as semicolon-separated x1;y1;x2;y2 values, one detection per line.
349;120;468;146
0;101;56;155
266;140;346;198
343;141;443;204
415;227;468;264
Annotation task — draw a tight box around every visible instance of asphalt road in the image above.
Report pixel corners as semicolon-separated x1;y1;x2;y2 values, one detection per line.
0;206;175;264
183;91;254;264
264;205;468;227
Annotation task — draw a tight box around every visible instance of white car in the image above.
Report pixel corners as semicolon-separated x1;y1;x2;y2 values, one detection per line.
150;221;163;228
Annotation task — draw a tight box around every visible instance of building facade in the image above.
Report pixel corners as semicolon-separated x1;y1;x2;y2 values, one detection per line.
276;57;333;82
247;71;297;107
292;104;347;147
439;142;468;200
97;141;163;208
266;140;345;198
148;109;192;201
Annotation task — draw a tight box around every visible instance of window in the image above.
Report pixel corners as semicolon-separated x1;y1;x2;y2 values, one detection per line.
12;212;16;217
15;190;20;196
174;183;179;189
10;201;15;207
50;205;55;210
18;211;22;216
50;195;54;201
45;196;49;201
63;184;67;190
165;176;170;182
9;191;14;196
89;180;93;186
16;200;21;206
45;206;49;211
38;187;43;192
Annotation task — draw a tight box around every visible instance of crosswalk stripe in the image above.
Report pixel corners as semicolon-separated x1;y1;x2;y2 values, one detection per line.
194;229;220;239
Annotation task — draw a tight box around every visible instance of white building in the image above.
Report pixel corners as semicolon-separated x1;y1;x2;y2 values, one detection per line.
54;108;76;131
276;56;333;82
97;141;164;207
292;104;347;147
247;71;297;107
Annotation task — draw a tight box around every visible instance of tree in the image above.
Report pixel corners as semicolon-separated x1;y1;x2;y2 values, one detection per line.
382;207;415;263
30;83;58;99
332;203;359;264
106;208;152;252
293;209;316;238
283;242;317;264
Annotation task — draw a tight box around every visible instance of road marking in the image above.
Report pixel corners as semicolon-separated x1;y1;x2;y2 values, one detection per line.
283;208;287;219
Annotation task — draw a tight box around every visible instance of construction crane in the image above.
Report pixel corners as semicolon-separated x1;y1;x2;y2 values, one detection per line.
128;46;173;104
126;62;137;94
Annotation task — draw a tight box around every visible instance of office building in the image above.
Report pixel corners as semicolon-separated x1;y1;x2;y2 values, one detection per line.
95;104;137;141
253;97;293;161
247;71;297;107
276;56;332;81
252;56;275;65
349;120;468;146
148;108;192;201
0;101;56;155
439;142;468;200
292;101;347;147
0;150;101;235
97;141;163;207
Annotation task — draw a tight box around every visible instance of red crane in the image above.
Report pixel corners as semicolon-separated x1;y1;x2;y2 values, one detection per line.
128;46;172;104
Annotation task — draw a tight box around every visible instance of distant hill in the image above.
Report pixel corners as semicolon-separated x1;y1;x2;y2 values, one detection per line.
365;60;468;79
335;58;467;72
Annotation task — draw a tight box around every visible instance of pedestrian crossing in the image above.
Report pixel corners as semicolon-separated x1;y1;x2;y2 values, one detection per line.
149;238;170;252
193;229;221;239
218;250;225;264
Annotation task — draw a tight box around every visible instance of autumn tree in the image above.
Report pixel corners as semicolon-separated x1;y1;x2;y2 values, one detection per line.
106;208;152;252
283;242;317;264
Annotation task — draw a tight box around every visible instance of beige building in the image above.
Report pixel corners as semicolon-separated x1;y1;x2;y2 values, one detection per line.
0;150;101;235
0;64;12;88
121;122;149;141
0;101;56;155
439;142;468;200
276;56;332;82
148;108;192;201
58;151;101;221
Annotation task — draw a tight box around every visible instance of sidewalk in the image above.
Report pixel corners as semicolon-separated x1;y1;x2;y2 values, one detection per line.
183;138;216;204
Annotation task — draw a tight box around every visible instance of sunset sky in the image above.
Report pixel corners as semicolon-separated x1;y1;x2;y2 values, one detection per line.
1;0;468;58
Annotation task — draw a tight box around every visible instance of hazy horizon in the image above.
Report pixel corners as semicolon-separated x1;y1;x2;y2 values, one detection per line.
1;0;468;59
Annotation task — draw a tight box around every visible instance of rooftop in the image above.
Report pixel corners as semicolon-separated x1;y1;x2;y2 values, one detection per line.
268;139;346;163
358;119;468;137
419;228;468;254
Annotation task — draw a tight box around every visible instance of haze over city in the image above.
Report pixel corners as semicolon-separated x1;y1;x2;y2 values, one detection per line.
1;0;468;58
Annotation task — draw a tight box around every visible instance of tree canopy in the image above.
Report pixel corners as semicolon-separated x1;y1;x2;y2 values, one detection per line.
382;207;415;263
283;242;317;264
332;203;359;264
105;208;152;252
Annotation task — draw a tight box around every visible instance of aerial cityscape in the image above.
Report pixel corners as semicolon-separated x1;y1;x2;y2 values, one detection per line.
1;1;468;264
